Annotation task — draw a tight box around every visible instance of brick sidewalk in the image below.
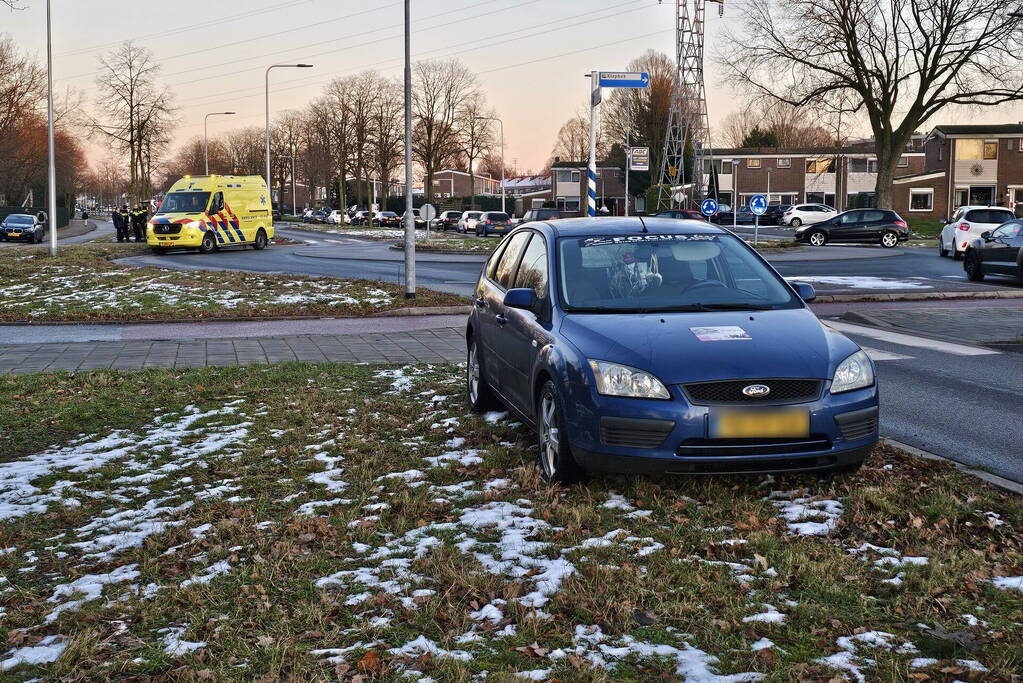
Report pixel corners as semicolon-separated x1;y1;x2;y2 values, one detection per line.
0;327;465;374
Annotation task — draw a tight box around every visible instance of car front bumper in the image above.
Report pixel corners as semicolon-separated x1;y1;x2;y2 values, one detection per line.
562;382;879;475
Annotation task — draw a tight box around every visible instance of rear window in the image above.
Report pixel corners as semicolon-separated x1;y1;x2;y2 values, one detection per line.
964;209;1014;224
487;213;510;221
467;212;482;219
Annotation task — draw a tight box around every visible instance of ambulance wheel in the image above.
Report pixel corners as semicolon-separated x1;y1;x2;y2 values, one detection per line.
253;229;268;250
198;233;216;254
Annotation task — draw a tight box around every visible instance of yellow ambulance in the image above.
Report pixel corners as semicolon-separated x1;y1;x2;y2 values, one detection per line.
147;175;274;254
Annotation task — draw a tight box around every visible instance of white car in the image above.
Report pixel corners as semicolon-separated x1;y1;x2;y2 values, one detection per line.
782;204;837;227
939;205;1015;260
326;210;348;225
458;210;483;234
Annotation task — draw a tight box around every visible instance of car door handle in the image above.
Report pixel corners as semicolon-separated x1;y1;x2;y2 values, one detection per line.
474;297;486;308
495;314;507;325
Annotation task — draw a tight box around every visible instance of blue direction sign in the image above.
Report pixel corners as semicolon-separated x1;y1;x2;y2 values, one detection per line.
749;194;768;215
700;198;718;216
598;71;650;88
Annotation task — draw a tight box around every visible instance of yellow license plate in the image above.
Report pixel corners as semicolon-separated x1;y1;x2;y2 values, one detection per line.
712;410;809;438
9;233;20;237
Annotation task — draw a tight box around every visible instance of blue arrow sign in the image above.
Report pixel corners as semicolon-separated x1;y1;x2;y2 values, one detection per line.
598;71;650;88
700;198;718;216
749;194;768;215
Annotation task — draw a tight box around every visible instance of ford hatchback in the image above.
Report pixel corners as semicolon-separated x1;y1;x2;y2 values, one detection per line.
466;217;879;482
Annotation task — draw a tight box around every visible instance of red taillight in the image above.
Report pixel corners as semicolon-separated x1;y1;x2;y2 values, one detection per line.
894;220;907;228
785;211;793;216
486;219;492;225
957;222;970;231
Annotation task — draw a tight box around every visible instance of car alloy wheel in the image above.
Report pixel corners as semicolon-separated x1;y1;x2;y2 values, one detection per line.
938;236;949;257
466;339;500;412
199;232;216;254
790;217;802;227
538;393;559;478
535;380;584;484
964;250;985;281
880;231;898;248
808;231;827;247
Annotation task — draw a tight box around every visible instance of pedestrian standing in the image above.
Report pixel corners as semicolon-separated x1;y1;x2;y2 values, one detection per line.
111;206;125;242
131;203;148;243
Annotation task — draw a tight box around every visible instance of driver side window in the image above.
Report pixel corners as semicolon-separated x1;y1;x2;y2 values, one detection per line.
210;192;224;214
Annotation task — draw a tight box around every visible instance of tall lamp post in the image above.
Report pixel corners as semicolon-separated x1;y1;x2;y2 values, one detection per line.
474;116;505;214
402;0;415;300
45;0;57;256
265;64;312;197
204;111;235;175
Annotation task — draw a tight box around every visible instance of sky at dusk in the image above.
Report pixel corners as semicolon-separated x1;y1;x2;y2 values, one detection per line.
4;0;1021;177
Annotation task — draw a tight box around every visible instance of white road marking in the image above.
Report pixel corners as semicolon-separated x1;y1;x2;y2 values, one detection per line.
861;346;914;361
826;320;1000;356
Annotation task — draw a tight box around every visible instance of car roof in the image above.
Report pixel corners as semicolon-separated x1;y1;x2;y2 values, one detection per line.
960;205;1013;212
539;216;726;237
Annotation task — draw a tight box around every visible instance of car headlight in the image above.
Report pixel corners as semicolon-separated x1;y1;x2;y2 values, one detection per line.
588;360;670;399
185;220;202;230
830;350;874;394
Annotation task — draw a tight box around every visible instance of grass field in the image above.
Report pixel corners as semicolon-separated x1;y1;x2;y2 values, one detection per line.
907;218;944;239
1;363;1020;680
0;244;463;322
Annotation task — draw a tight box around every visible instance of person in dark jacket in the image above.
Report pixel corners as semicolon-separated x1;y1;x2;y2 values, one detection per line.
130;204;148;242
111;206;126;242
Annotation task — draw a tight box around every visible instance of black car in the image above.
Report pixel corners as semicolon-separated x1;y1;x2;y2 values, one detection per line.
517;208;561;225
762;204;792;226
964;220;1023;282
377;211;401;227
655;209;707;221
714;206;756;225
433;210;462;231
794;208;909;248
0;214;45;243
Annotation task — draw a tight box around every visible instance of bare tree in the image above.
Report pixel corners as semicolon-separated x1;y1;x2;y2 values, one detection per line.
1;1;24;10
457;98;495;203
320;78;355;210
548;114;590;163
719;102;835;148
720;0;1023;208
270;110;303;211
371;77;404;209
226;127;265;176
413;58;478;203
92;42;176;203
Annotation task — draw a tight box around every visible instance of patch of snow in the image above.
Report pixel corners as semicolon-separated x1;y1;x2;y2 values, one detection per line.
160;626;207;656
45;564;140;623
773;497;843;536
991;576;1023;591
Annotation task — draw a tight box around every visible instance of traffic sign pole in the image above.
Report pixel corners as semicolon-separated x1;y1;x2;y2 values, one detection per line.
587;70;599;217
749;193;768;246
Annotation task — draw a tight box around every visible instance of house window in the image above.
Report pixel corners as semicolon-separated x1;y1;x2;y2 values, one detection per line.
909;188;933;212
849;158;868;172
805;158;836;174
955;139;995;160
747;158;761;168
776;158;790;168
983;142;997;160
1018;138;1023;152
897;156;909;167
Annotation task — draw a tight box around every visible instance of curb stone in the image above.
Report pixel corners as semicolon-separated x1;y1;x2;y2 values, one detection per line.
883;438;1023;496
0;309;469;326
813;290;1023;303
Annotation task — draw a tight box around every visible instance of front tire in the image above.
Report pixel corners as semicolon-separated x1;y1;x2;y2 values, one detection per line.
952;241;963;260
466;338;501;412
880;231;899;248
938;236;949;257
198;232;217;254
253;228;268;250
536;380;585;484
790;217;802;228
964;249;985;281
808;230;827;247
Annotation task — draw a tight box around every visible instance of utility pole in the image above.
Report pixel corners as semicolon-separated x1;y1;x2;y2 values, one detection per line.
587;71;599;217
403;0;415;299
46;0;57;256
290;143;297;214
204;112;235;175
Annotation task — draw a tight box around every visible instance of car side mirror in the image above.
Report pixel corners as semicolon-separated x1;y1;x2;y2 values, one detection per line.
981;231;992;240
792;282;816;302
503;288;536;311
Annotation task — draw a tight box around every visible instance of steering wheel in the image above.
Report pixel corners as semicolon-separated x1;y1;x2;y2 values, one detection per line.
683;279;727;293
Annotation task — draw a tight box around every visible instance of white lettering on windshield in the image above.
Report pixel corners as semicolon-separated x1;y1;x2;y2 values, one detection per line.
581;234;719;247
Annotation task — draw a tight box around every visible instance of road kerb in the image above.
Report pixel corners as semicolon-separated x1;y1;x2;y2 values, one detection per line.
882;437;1023;495
369;306;472;317
814;290;1023;303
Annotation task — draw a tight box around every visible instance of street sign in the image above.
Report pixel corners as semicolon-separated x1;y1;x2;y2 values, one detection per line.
628;147;649;171
701;198;718;216
598;71;650;88
420;203;437;221
749;194;768;215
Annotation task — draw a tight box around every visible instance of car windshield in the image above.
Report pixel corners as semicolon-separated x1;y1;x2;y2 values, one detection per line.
380;212;398;217
157;192;210;214
965;209;1014;224
5;215;32;224
558;233;799;312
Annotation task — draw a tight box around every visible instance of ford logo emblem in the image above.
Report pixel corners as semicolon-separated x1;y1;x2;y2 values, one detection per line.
742;384;771;397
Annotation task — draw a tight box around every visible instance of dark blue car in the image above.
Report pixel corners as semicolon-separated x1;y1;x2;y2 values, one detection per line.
466;217;879;483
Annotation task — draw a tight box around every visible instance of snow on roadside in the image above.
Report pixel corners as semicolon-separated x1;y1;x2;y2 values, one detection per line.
991;576;1023;591
771;494;843;536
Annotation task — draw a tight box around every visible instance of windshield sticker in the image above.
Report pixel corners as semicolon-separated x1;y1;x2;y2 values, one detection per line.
581;234;718;247
690;326;752;342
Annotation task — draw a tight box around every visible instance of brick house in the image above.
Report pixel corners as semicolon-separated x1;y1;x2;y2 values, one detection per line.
892;124;1023;220
550;160;630;216
431;170;499;198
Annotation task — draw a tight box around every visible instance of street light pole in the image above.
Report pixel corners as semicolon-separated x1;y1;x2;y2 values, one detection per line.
204;111;235;175
474;116;505;214
403;0;415;300
265;64;312;203
290;144;297;215
45;0;57;256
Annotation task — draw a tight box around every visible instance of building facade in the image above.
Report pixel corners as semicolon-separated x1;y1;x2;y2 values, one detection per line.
431;170;499;198
551;160;631;216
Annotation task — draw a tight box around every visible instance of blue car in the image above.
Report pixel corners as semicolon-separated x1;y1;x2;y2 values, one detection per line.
466;217;879;483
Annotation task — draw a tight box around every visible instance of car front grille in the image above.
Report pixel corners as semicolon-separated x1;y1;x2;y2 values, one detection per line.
676;436;831;457
153;224;181;235
683;379;822;405
600;416;675;449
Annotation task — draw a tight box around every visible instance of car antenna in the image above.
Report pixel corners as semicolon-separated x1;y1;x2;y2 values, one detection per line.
637;213;649;233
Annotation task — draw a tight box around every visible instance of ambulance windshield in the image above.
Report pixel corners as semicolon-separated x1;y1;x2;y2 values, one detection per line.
158;192;210;214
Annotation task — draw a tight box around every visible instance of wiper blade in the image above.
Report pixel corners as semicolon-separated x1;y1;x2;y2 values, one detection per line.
690;302;775;311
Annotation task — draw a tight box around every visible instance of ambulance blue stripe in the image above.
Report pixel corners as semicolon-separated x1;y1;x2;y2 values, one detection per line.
231;221;245;241
219;219;236;243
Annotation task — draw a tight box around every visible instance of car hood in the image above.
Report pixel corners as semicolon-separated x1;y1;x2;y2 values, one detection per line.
560;308;857;384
